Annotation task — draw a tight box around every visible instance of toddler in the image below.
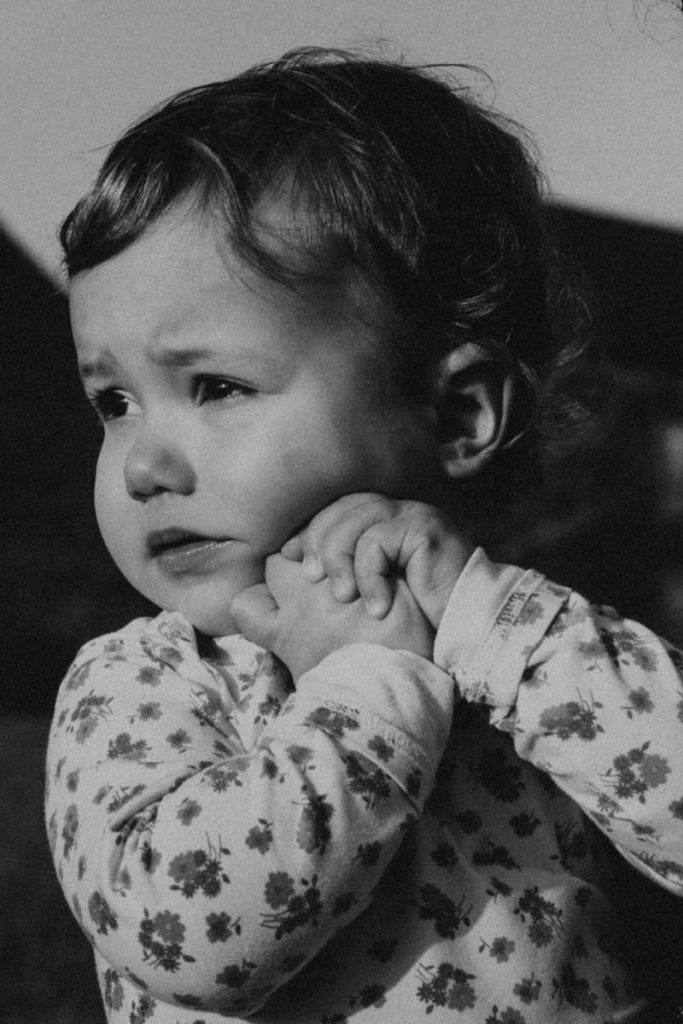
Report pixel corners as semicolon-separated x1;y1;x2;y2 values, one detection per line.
45;49;683;1024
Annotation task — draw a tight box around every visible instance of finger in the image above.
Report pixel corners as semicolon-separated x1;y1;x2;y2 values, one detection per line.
296;493;382;583
328;559;361;602
299;493;387;560
230;583;279;648
280;533;305;561
302;550;326;583
280;495;378;573
306;496;397;598
264;552;320;603
355;528;398;618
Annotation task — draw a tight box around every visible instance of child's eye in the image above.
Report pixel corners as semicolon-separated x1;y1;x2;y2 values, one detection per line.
193;376;255;404
86;388;135;422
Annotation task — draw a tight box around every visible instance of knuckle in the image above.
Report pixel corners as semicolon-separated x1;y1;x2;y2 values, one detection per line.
355;530;379;561
372;495;395;516
229;595;250;627
328;554;352;578
365;522;391;551
300;529;320;555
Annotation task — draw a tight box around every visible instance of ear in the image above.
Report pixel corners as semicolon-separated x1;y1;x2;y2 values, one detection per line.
433;343;516;480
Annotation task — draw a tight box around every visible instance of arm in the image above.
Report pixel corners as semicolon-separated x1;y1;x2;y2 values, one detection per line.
46;611;454;1015
281;494;683;891
434;548;683;895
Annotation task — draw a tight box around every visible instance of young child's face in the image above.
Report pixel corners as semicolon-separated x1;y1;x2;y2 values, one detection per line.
70;207;439;635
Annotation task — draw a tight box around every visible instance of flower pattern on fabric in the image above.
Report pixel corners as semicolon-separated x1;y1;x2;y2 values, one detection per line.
45;550;683;1022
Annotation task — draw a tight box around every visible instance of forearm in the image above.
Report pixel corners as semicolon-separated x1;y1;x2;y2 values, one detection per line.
46;622;453;1012
435;548;683;894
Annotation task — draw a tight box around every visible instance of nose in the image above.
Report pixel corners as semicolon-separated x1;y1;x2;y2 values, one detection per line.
123;423;196;501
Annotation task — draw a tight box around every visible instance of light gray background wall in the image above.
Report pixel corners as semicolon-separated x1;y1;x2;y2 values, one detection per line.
2;0;683;278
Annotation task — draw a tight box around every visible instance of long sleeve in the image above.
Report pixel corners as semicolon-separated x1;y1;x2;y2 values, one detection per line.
45;611;454;1017
434;548;683;896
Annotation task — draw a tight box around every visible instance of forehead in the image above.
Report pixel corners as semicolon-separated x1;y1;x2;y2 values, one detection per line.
70;208;339;353
69;206;388;390
69;211;246;339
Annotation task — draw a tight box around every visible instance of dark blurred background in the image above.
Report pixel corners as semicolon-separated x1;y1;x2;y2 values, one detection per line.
3;206;683;1021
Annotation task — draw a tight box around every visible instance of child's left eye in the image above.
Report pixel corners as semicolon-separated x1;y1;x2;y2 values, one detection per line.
194;376;254;404
86;388;135;422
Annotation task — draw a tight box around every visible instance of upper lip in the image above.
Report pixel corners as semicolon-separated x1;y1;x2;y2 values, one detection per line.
146;528;227;557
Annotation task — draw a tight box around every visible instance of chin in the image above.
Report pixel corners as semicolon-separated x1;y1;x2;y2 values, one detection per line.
138;582;243;638
172;599;241;639
135;563;266;640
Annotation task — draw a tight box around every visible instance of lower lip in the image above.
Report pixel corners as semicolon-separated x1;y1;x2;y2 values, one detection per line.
153;539;234;575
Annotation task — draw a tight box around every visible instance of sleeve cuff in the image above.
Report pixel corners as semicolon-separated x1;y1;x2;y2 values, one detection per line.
433;548;568;713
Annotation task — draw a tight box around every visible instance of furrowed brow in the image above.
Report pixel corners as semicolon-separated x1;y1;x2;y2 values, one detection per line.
78;355;116;381
150;345;281;376
78;347;219;379
149;347;218;368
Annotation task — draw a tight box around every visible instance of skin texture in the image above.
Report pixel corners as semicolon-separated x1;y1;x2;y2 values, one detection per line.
70;205;444;642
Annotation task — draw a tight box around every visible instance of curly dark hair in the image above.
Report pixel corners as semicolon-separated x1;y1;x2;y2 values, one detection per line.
61;47;601;545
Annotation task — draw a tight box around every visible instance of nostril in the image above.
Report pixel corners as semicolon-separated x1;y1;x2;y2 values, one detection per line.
123;437;195;499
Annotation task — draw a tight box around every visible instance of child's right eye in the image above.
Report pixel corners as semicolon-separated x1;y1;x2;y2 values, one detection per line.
86;388;134;422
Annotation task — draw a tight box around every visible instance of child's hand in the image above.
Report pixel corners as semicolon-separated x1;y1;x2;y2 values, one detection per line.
230;553;434;681
280;493;473;630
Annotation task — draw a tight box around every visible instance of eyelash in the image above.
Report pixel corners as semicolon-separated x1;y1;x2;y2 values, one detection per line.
193;376;254;404
86;389;131;422
86;376;255;422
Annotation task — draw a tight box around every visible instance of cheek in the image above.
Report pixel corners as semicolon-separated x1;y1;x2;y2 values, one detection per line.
93;451;131;562
254;440;373;540
230;441;348;552
248;453;328;546
272;407;431;501
94;453;114;532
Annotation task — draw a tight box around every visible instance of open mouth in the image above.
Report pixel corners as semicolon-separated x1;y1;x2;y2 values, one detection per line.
146;528;233;572
147;528;215;557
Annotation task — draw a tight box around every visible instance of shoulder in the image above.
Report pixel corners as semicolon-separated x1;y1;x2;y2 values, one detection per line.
59;610;203;695
79;608;197;653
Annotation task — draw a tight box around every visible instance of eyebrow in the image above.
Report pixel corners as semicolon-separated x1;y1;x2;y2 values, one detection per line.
78;347;221;379
78;345;282;383
149;347;220;368
78;355;116;381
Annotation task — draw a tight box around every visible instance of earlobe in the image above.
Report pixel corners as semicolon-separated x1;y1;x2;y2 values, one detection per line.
434;343;516;480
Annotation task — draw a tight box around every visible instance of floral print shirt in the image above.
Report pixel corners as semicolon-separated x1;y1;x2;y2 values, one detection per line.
45;549;683;1023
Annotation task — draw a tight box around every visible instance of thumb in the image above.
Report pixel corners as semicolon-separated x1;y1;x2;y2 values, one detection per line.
230;583;279;648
